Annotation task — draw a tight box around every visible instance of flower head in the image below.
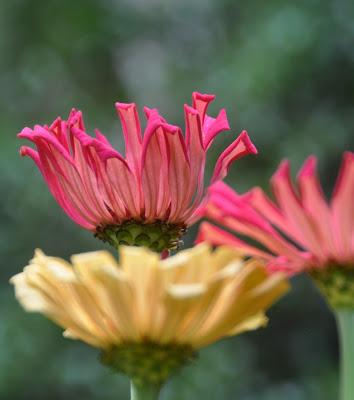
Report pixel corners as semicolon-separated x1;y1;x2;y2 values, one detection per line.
19;93;256;252
198;153;354;308
11;244;288;385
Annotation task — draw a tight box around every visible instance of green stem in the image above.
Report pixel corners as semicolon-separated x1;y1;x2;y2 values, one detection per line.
130;381;161;400
335;309;354;400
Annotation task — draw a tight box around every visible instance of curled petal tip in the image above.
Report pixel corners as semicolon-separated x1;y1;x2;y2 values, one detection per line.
17;127;33;139
162;122;179;134
115;102;136;111
192;92;216;102
219;109;231;130
19;146;40;165
19;146;29;156
144;106;161;119
184;104;199;116
239;131;258;155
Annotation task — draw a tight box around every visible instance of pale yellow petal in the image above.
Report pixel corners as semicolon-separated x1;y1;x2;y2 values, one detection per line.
154;283;207;343
11;273;51;313
211;246;245;271
175;268;236;343
71;250;118;272
63;328;107;348
71;250;135;340
226;312;268;336
11;245;290;351
161;243;212;284
198;270;289;346
119;246;161;333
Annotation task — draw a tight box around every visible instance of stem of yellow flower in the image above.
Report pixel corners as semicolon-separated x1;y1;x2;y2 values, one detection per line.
335;309;354;400
130;381;161;400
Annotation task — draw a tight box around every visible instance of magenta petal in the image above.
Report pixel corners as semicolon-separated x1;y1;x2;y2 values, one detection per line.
196;222;273;260
297;156;336;256
331;152;354;257
192;92;215;123
271;160;327;259
115;102;142;174
18;93;256;234
20;146;42;171
203;109;231;149
211;131;257;183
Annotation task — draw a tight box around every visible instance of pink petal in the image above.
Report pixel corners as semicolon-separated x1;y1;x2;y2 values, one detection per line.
196;222;273;260
192;92;215;124
20;146;42;171
115;102;143;174
68;127;117;222
331;152;354;258
271;160;326;260
203;109;230;149
297;156;337;256
211;130;257;184
183;105;206;216
85;128;140;219
205;196;306;264
141;115;176;220
35;144;97;229
163;127;191;222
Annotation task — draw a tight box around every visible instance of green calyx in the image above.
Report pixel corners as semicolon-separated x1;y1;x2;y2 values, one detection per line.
94;220;187;253
310;265;354;310
100;341;196;388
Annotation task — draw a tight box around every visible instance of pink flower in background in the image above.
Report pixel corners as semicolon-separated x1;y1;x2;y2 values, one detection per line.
19;92;256;251
197;153;354;275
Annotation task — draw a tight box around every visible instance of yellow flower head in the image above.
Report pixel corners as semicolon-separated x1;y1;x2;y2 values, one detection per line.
11;244;289;385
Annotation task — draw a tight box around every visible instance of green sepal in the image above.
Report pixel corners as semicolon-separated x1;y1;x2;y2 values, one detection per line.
95;220;187;253
310;265;354;310
100;341;197;387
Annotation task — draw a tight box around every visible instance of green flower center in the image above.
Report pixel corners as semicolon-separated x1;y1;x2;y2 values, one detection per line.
95;220;187;253
100;341;196;387
310;265;354;309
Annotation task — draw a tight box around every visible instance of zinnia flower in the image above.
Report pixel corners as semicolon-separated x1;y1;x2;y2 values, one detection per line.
198;153;354;308
19;92;256;252
11;244;288;388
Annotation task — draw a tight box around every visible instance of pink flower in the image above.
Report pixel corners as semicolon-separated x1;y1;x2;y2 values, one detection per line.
197;153;354;275
19;92;256;251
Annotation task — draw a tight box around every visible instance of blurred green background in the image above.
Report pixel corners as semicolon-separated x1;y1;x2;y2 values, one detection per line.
0;0;353;399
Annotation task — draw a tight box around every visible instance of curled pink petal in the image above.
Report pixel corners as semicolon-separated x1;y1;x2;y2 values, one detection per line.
199;153;354;275
192;92;215;124
18;93;253;241
203;109;230;149
211;130;258;184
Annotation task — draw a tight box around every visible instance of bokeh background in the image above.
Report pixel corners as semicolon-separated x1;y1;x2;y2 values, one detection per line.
1;0;353;399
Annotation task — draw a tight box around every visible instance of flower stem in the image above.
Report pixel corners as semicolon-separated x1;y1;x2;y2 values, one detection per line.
130;381;161;400
335;309;354;400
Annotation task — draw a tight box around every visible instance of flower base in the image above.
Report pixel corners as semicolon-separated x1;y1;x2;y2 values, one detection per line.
310;265;354;309
101;341;196;388
95;220;187;253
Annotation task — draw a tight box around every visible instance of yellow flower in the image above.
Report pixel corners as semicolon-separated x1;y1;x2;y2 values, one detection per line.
11;244;289;386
